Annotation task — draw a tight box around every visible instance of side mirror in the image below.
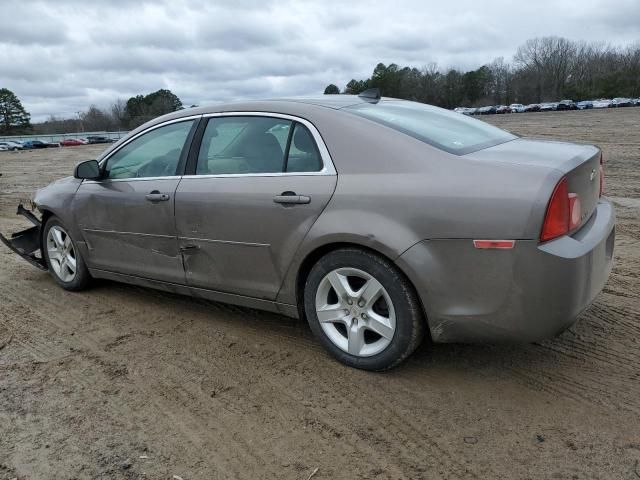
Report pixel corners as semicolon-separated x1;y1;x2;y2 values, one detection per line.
74;159;101;180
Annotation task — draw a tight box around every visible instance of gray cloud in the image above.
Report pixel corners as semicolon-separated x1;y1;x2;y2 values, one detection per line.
1;0;638;121
0;4;68;47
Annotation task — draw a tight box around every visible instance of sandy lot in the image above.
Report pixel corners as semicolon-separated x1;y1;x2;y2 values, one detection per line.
0;108;639;479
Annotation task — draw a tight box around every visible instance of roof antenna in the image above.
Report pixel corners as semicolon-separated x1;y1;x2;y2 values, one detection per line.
358;88;381;103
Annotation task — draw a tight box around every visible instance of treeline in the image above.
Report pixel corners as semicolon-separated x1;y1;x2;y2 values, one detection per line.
1;87;188;136
34;89;187;134
324;36;640;108
4;35;639;136
35;102;126;134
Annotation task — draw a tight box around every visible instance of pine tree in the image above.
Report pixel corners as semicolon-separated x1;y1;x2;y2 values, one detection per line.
125;89;183;128
323;84;340;94
0;88;31;134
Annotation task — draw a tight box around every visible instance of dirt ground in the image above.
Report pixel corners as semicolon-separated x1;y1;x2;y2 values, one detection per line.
0;108;639;480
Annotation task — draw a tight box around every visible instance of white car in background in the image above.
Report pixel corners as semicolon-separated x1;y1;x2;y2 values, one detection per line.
611;98;633;107
509;103;525;113
0;141;24;151
453;107;476;115
593;99;612;108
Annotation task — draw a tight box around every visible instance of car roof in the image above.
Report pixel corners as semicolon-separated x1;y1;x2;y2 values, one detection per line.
126;95;376;132
116;94;401;137
98;95;383;160
176;95;370;118
269;95;371;109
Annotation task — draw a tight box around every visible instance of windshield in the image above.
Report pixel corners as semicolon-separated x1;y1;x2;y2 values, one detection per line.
345;100;516;155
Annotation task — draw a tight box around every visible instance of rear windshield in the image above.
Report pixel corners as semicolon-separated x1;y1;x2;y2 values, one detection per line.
345;100;517;155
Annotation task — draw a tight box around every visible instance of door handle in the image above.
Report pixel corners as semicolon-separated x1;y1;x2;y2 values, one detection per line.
273;191;311;205
145;190;170;202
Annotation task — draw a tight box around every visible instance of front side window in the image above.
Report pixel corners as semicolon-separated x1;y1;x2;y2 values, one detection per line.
345;101;517;155
196;116;324;175
104;120;194;179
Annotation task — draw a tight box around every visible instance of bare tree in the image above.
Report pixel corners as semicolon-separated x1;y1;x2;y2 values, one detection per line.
110;99;128;130
489;57;513;104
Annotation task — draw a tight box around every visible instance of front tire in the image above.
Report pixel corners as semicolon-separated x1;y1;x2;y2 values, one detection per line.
43;216;91;291
304;248;425;371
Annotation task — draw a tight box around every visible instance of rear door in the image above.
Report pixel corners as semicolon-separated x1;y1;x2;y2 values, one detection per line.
174;114;337;300
74;118;198;283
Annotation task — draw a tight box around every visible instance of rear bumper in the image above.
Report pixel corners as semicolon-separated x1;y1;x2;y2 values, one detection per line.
396;199;615;343
0;204;47;270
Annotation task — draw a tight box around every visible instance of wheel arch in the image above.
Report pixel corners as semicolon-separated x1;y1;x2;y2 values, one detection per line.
39;208;54;224
37;208;55;251
293;241;431;339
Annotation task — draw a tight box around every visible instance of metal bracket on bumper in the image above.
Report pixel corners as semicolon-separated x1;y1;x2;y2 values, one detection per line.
0;204;47;270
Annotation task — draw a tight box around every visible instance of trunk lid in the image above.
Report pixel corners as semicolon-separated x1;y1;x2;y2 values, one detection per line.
465;138;602;234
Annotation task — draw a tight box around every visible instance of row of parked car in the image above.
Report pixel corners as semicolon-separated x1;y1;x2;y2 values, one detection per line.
454;97;640;115
58;136;116;146
0;135;115;151
0;140;57;151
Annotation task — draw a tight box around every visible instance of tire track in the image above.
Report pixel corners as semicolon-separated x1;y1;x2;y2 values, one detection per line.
1;253;635;477
0;281;292;479
94;297;481;479
0;300;69;362
1;271;395;477
114;324;417;478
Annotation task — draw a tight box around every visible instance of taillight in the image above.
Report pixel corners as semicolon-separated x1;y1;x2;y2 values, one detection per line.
599;152;605;197
568;193;581;230
540;177;581;242
541;178;569;241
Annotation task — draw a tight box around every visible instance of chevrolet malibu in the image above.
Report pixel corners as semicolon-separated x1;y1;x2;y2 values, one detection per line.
0;90;615;371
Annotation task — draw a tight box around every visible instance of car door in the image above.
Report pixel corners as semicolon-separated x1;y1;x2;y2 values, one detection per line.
74;117;198;283
174;114;337;300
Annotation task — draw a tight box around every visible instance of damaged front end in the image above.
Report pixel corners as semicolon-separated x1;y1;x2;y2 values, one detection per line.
0;204;47;270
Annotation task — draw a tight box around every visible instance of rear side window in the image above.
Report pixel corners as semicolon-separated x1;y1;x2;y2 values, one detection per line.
196;116;323;175
345;101;516;155
286;124;322;172
196;117;291;175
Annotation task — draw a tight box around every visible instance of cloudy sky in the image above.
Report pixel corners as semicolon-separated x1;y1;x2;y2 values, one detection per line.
1;0;638;121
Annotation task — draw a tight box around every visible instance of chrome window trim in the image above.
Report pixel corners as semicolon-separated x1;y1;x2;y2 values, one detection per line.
181;171;331;179
92;111;337;182
183;111;336;178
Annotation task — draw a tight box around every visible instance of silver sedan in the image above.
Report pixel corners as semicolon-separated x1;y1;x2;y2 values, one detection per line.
1;90;615;370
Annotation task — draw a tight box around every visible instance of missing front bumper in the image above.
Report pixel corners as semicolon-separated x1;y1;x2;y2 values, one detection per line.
0;204;47;270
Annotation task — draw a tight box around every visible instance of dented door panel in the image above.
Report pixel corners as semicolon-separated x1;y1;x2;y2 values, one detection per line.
73;178;183;283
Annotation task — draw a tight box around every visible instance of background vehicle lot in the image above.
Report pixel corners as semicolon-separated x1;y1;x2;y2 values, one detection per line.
0;108;639;478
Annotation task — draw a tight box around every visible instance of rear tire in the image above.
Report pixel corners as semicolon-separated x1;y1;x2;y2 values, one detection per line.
304;248;425;371
43;216;91;291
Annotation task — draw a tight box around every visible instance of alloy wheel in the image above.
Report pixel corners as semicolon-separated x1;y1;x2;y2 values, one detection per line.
315;267;396;357
46;225;77;282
